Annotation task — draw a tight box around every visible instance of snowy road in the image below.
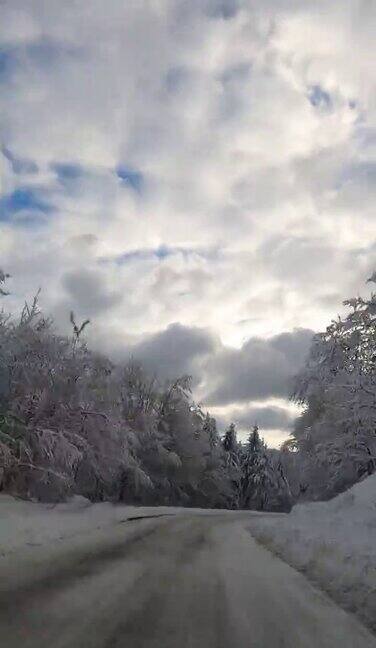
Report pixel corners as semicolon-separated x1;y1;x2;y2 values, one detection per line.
1;512;375;648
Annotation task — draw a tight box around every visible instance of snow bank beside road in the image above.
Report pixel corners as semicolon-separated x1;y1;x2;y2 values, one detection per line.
0;495;241;558
0;495;185;557
249;474;376;632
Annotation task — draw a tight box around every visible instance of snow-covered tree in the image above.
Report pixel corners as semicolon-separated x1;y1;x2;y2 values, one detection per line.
240;426;265;509
0;268;287;510
291;274;376;499
223;423;237;453
0;269;10;297
0;288;238;506
221;423;243;508
240;426;292;511
203;413;219;448
278;439;302;502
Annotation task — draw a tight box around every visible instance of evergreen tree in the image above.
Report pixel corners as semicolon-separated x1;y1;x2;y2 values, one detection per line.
221;423;242;508
240;425;264;509
203;413;219;448
222;423;237;453
240;426;292;512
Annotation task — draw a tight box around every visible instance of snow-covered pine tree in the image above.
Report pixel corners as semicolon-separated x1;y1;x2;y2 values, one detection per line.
223;422;237;453
240;426;292;512
240;425;265;509
221;422;243;508
203;412;219;448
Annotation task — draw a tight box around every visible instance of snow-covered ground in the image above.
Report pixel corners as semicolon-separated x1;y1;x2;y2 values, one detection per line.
0;495;191;557
2;507;375;648
2;479;375;634
0;495;241;558
248;474;376;632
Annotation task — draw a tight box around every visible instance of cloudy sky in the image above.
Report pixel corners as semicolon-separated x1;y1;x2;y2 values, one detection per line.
1;0;375;445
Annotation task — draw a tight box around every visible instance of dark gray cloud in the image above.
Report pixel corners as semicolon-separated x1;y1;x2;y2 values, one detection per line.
62;268;123;317
204;328;314;405
204;0;240;20
216;404;296;433
125;322;218;383
119;324;314;416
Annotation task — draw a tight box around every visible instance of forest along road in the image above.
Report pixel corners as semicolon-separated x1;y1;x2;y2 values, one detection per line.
1;512;375;648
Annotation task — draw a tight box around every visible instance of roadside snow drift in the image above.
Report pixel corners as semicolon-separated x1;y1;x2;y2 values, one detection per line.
0;495;241;558
0;495;185;557
248;474;376;632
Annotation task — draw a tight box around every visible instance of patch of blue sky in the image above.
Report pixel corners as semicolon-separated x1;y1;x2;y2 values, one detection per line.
0;47;17;83
154;245;173;260
97;249;154;268
25;38;83;73
153;244;214;261
0;38;82;84
25;39;76;67
53;162;83;182
0;188;54;223
307;84;332;109
100;245;220;266
2;147;38;175
116;165;144;193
